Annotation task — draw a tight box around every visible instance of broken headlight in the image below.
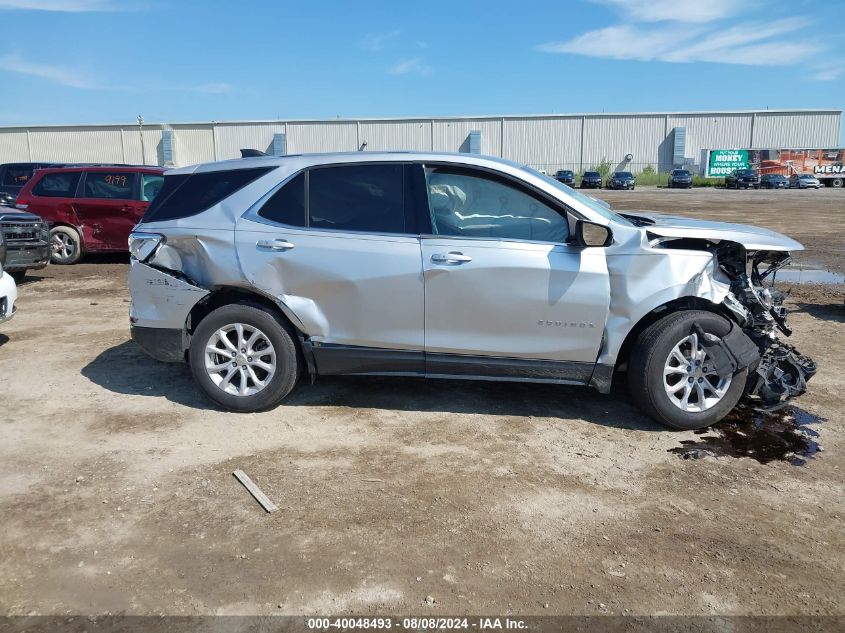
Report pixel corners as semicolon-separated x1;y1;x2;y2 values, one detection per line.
128;232;164;263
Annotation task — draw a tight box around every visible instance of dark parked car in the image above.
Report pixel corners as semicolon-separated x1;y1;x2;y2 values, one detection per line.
554;169;575;185
667;169;693;188
606;171;635;190
0;162;62;206
580;171;602;189
760;174;789;189
16;165;166;264
725;169;760;189
0;208;50;282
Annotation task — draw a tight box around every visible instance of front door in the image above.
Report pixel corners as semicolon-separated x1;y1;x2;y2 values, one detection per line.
75;171;139;250
235;163;425;373
420;166;610;381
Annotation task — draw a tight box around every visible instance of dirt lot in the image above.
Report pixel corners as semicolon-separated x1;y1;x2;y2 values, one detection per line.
0;188;843;617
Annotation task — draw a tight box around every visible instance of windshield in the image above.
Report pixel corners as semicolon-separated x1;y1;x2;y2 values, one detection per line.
584;171;600;177
615;172;633;178
673;170;690;176
522;166;630;224
737;169;757;176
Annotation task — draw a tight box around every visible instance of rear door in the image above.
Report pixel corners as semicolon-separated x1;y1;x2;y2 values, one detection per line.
420;165;609;380
75;170;139;250
235;163;425;370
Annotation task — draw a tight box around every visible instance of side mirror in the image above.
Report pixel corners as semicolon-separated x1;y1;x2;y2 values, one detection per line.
574;220;612;247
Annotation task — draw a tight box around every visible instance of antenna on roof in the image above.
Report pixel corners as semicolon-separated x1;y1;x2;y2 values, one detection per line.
240;149;269;158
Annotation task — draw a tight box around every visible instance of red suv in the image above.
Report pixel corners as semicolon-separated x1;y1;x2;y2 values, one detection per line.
16;165;166;264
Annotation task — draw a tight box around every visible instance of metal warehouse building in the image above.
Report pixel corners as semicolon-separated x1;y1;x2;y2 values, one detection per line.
0;108;839;174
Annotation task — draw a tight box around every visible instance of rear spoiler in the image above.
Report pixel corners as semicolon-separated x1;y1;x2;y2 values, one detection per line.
240;149;269;158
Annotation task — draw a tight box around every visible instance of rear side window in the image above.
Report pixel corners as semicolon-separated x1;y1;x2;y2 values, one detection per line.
308;164;405;233
2;166;35;187
33;172;81;198
83;172;136;199
143;167;273;222
258;172;306;227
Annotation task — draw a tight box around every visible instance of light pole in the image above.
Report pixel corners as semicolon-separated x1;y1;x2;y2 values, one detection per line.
137;114;146;165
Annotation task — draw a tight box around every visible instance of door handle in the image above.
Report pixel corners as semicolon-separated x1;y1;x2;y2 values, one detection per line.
431;251;472;264
257;238;295;251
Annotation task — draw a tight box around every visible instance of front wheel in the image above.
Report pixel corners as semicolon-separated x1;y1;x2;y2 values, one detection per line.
189;303;300;412
50;226;82;265
627;310;747;429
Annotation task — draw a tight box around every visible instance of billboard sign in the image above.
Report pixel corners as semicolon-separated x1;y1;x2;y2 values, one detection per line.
707;149;749;176
705;148;844;178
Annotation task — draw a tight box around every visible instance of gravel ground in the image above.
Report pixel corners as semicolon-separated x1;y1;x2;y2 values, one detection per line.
0;188;843;617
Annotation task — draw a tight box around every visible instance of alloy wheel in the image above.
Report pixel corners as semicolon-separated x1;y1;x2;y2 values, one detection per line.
204;323;277;397
663;332;732;413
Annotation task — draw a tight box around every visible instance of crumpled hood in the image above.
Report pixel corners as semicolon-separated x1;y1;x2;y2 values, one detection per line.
629;212;803;252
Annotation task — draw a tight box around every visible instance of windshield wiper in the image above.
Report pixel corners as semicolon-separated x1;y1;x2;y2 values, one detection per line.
619;213;655;227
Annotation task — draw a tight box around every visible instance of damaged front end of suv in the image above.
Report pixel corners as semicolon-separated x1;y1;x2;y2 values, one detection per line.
630;214;817;410
715;245;816;405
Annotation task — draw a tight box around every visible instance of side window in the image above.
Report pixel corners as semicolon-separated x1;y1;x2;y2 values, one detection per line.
2;166;34;187
140;174;165;202
32;172;81;198
426;169;569;242
257;171;305;226
83;172;136;200
308;164;405;233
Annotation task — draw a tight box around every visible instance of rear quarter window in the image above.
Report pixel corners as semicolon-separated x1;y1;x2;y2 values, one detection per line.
143;167;273;222
33;172;81;198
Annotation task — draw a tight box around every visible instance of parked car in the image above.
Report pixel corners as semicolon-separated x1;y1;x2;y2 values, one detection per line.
0;233;18;324
15;165;166;264
790;173;822;189
127;152;815;430
0;162;62;206
606;171;635;190
554;170;575;186
0;208;50;282
667;169;693;188
760;174;789;189
725;169;760;189
580;171;602;189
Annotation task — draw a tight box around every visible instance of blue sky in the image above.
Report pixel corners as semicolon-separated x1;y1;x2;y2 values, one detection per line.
0;0;842;141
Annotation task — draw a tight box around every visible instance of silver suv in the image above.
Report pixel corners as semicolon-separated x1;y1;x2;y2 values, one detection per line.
128;153;815;429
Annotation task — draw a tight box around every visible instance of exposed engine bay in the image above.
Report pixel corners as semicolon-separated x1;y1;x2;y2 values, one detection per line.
714;242;817;407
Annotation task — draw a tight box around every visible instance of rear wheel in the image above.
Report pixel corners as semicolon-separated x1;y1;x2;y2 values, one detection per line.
628;310;747;430
189;303;300;412
50;226;82;265
831;178;843;188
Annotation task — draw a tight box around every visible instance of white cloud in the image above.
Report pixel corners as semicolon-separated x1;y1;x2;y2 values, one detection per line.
0;0;121;10
0;53;99;88
192;82;233;94
360;29;402;51
811;64;844;81
592;0;745;23
537;17;821;67
389;57;432;76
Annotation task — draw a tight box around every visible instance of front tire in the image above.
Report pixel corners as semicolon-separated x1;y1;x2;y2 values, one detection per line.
50;226;82;265
189;303;300;412
628;310;747;430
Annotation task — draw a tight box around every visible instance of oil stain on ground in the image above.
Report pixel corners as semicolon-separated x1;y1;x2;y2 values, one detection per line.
669;405;826;466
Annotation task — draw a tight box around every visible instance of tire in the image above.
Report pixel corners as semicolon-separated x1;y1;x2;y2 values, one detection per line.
50;226;82;265
831;178;843;188
188;303;300;412
9;270;25;283
627;310;747;430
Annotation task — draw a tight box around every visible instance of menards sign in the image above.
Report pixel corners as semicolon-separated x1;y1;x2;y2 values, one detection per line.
704;148;844;178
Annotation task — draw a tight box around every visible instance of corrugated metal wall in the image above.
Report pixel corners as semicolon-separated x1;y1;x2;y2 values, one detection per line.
0;111;839;173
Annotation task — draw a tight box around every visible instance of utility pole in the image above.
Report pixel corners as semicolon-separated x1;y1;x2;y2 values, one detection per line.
138;114;146;165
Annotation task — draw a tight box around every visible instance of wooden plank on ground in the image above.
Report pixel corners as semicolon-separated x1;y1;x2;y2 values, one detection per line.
233;469;278;513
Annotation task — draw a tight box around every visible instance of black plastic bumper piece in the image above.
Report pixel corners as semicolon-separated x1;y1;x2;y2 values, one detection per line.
131;325;186;363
